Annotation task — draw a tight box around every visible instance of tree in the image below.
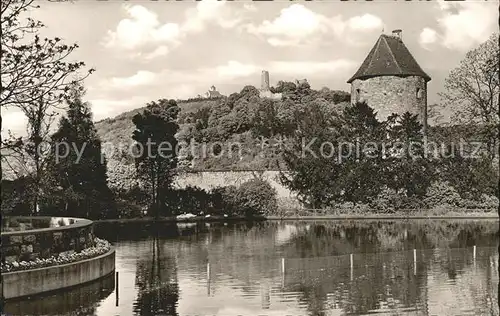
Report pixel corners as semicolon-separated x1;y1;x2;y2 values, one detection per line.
273;81;297;94
438;147;498;201
334;101;386;204
281;101;387;208
1;0;93;108
132;99;180;219
383;112;435;199
251;98;280;138
1;0;93;212
48;85;115;219
1;96;57;214
207;101;230;129
231;178;278;217
440;33;499;157
281;100;343;208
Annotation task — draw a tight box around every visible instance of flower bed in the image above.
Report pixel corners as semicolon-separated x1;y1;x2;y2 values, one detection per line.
1;238;111;273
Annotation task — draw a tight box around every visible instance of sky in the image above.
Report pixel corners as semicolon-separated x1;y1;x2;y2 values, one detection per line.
1;0;498;137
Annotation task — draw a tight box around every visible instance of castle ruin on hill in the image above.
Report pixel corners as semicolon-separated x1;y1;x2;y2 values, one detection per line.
259;70;282;100
196;85;223;99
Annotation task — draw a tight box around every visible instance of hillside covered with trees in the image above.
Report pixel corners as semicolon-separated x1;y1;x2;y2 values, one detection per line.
94;82;351;185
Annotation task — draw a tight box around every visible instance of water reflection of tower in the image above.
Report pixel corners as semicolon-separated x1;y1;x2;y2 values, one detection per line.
133;236;179;316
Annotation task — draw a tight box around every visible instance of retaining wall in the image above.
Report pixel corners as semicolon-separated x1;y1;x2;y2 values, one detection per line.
174;170;295;199
1;217;95;263
4;272;115;315
2;247;116;300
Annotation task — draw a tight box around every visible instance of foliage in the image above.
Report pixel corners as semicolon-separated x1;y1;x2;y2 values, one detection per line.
437;149;499;200
439;33;499;157
1;0;93;214
164;185;215;216
227;178;278;217
120;178;278;218
282;101;387;208
280;100;341;208
1;238;111;273
1;178;32;215
47;85;116;219
0;0;93;110
132;99;180;218
422;181;462;207
383;112;435;197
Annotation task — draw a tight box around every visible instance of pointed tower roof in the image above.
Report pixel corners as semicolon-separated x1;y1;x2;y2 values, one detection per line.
347;33;431;83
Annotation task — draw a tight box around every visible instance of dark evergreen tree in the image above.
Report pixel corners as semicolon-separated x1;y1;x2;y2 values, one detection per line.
384;112;435;198
335;101;386;204
132;99;180;219
49;84;116;219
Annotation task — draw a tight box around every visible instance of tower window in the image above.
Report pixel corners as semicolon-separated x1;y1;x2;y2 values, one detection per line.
416;88;422;99
356;89;361;102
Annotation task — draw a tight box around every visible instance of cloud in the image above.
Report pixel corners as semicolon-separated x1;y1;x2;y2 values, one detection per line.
246;4;330;46
346;14;383;31
143;45;169;59
245;4;383;47
419;27;438;49
89;98;147;121
435;2;496;51
104;5;181;50
215;61;260;78
102;59;355;96
268;60;357;77
109;70;157;88
182;0;243;33
243;3;257;12
104;2;254;59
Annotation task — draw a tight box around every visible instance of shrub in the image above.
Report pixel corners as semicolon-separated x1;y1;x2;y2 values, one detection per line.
164;186;213;215
423;181;462;207
330;202;371;215
424;181;498;211
231;178;278;217
369;187;428;212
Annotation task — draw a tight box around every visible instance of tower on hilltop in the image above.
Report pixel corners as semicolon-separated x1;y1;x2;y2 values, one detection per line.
259;70;282;100
347;29;431;133
261;70;270;91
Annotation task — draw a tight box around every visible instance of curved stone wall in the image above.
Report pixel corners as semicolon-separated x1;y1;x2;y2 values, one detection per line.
1;217;95;263
2;247;115;300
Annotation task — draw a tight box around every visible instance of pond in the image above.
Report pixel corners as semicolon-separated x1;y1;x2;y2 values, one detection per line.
5;219;499;316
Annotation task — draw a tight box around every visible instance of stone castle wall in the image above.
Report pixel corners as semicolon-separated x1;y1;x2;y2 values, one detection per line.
259;90;282;100
174;171;295;199
350;76;427;130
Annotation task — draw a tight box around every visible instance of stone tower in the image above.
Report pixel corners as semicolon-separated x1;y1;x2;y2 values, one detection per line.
347;29;431;132
261;70;270;90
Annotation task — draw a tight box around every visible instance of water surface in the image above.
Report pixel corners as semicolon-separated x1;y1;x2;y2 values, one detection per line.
5;219;499;316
